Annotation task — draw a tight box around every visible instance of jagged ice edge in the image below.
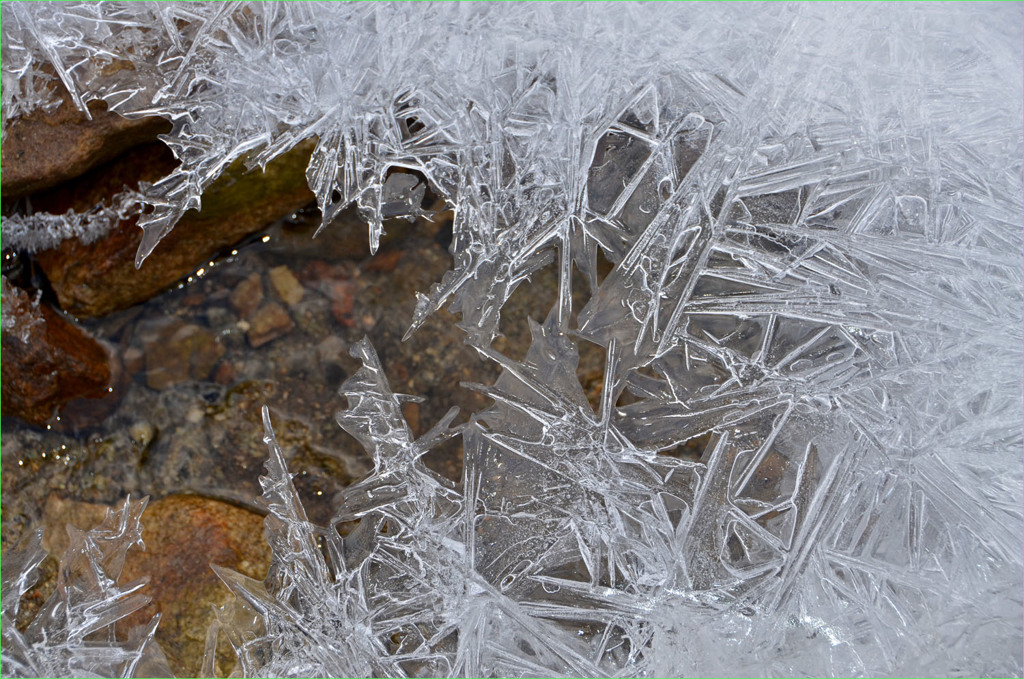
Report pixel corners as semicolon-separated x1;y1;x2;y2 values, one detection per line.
0;497;167;679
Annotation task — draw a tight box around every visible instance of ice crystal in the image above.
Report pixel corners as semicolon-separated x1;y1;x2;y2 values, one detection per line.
0;188;146;253
3;2;1022;677
0;497;168;679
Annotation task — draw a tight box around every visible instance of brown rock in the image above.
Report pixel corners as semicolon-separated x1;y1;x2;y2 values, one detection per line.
122;495;270;678
34;139;317;318
315;335;348;385
53;357;127;432
1;96;171;200
26;141;177;215
0;276;113;425
213;360;236;386
123;346;145;377
363;248;404;273
301;259;353;284
402;401;421;436
315;335;347;365
324;279;357;326
302;259;336;283
275;203;413;261
247;302;294;348
268;265;304;306
229;273;264;319
142;320;225;390
290;295;332;338
43;494;271;679
41;494;113;558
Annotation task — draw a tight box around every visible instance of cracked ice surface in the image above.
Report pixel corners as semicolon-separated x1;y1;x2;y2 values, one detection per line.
2;3;1022;677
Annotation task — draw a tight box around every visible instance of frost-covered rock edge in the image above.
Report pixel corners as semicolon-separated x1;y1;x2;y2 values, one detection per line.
1;3;1021;677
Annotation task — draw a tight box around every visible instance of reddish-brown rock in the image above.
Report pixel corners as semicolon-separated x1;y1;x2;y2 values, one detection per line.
43;494;271;679
34;139;317;318
213;359;237;386
363;248;404;273
122;495;270;678
324;279;357;326
301;259;354;284
1;276;113;425
247;302;294;348
1;95;171;200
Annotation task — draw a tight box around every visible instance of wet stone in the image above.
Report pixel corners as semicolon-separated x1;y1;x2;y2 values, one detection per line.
143;321;226;391
217;322;248;350
299;258;358;286
316;335;348;385
363;248;404;273
129;421;156;450
123;346;145;377
284;347;317;379
43;494;271;679
33;139;318;318
213;360;237;386
290;295;332;338
247;302;294;348
1;95;171;200
0;276;114;425
229;273;264;319
128;495;270;678
268;265;304;306
323;279;357;327
42;494;111;559
203;305;234;329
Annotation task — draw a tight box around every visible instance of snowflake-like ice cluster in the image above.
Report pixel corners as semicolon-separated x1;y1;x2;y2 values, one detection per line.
0;498;169;678
2;3;1021;677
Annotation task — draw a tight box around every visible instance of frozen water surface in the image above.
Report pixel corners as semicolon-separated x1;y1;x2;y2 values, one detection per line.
2;3;1021;677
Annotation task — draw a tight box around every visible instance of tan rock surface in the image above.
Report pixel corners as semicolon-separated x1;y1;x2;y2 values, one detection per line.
247;302;294;348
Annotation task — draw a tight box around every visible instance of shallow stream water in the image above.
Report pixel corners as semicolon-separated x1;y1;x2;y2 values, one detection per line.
1;204;507;548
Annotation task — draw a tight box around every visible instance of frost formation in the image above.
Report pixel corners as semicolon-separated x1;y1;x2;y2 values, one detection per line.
2;3;1022;677
1;188;147;253
1;498;168;679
